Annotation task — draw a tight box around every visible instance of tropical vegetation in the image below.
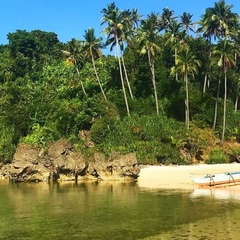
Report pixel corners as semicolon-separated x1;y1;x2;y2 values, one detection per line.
0;0;240;165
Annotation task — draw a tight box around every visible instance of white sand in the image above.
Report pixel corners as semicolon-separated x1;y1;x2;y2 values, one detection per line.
137;163;240;190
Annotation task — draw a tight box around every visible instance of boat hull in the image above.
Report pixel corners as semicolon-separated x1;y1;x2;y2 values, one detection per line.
191;172;240;187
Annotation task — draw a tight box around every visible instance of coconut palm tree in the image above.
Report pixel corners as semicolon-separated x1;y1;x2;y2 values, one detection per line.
137;13;161;115
171;47;201;130
101;2;130;115
159;7;176;32
232;72;240;112
180;12;195;36
212;39;239;143
68;38;86;95
83;28;107;100
197;0;238;94
165;20;187;81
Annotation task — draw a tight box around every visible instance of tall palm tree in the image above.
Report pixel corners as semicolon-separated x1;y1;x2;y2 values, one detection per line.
165;20;187;81
232;72;240;112
159;7;176;32
180;12;195;36
171;47;201;130
68;38;86;95
197;0;238;94
199;0;238;40
83;28;106;100
137;13;161;115
101;2;130;115
212;39;239;143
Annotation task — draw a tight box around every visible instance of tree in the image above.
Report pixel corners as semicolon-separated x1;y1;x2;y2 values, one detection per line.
171;47;201;130
159;7;176;32
180;12;195;35
165;20;187;81
83;28;107;99
137;13;162;115
197;0;239;93
101;2;130;116
67;38;86;95
212;39;239;143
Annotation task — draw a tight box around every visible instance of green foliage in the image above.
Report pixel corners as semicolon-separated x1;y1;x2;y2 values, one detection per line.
20;123;59;147
97;114;186;164
1;20;240;166
0;123;15;163
205;148;228;164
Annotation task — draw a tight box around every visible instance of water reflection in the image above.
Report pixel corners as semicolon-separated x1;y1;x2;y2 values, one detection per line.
190;187;240;200
0;181;240;240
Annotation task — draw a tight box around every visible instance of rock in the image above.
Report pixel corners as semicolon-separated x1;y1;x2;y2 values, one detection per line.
13;143;40;163
53;152;86;181
90;152;140;181
9;163;51;182
1;140;140;182
47;139;72;159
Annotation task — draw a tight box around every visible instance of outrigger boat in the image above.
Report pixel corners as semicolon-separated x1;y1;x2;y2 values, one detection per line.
191;171;240;187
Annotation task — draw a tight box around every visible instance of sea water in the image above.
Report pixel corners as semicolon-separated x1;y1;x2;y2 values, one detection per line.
0;181;240;240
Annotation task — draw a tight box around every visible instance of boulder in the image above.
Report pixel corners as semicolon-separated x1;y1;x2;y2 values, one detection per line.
88;152;140;181
9;162;51;182
1;140;140;182
53;152;86;181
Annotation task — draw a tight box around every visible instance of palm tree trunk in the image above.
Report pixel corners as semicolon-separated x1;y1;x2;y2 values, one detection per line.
147;48;159;115
235;94;239;112
213;77;221;130
116;37;130;116
203;51;211;94
221;71;227;144
91;55;107;100
121;53;133;99
75;66;86;95
185;71;190;130
175;48;178;81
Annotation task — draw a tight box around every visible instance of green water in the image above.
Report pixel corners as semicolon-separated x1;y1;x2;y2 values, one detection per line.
0;181;240;240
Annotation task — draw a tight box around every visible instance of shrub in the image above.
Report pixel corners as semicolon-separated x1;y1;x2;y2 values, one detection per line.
205;148;228;164
20;123;59;147
0;125;16;163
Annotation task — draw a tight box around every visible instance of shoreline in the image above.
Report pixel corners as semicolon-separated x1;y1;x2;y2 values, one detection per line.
137;163;240;190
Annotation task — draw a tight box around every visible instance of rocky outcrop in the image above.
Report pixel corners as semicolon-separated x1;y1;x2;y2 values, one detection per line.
0;140;140;182
86;152;139;181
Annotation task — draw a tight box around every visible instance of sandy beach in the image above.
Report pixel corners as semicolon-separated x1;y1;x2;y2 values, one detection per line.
137;163;240;190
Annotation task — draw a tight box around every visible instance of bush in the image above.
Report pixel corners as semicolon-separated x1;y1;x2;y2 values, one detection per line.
205;148;228;164
0;125;16;163
20;123;59;147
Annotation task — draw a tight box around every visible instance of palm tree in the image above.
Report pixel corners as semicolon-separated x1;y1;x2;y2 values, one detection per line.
212;39;239;143
171;47;201;130
68;38;86;95
165;20;187;81
180;12;195;36
232;72;240;112
101;2;130;116
159;7;176;32
83;28;107;100
197;0;238;94
199;0;238;40
137;13;161;115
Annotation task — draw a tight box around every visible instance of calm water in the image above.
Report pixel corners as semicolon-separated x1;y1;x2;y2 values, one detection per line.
0;181;240;240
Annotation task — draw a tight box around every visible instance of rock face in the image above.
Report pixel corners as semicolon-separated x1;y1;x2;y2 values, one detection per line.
0;140;140;182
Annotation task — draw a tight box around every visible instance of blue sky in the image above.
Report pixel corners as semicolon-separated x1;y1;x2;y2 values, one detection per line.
0;0;240;45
